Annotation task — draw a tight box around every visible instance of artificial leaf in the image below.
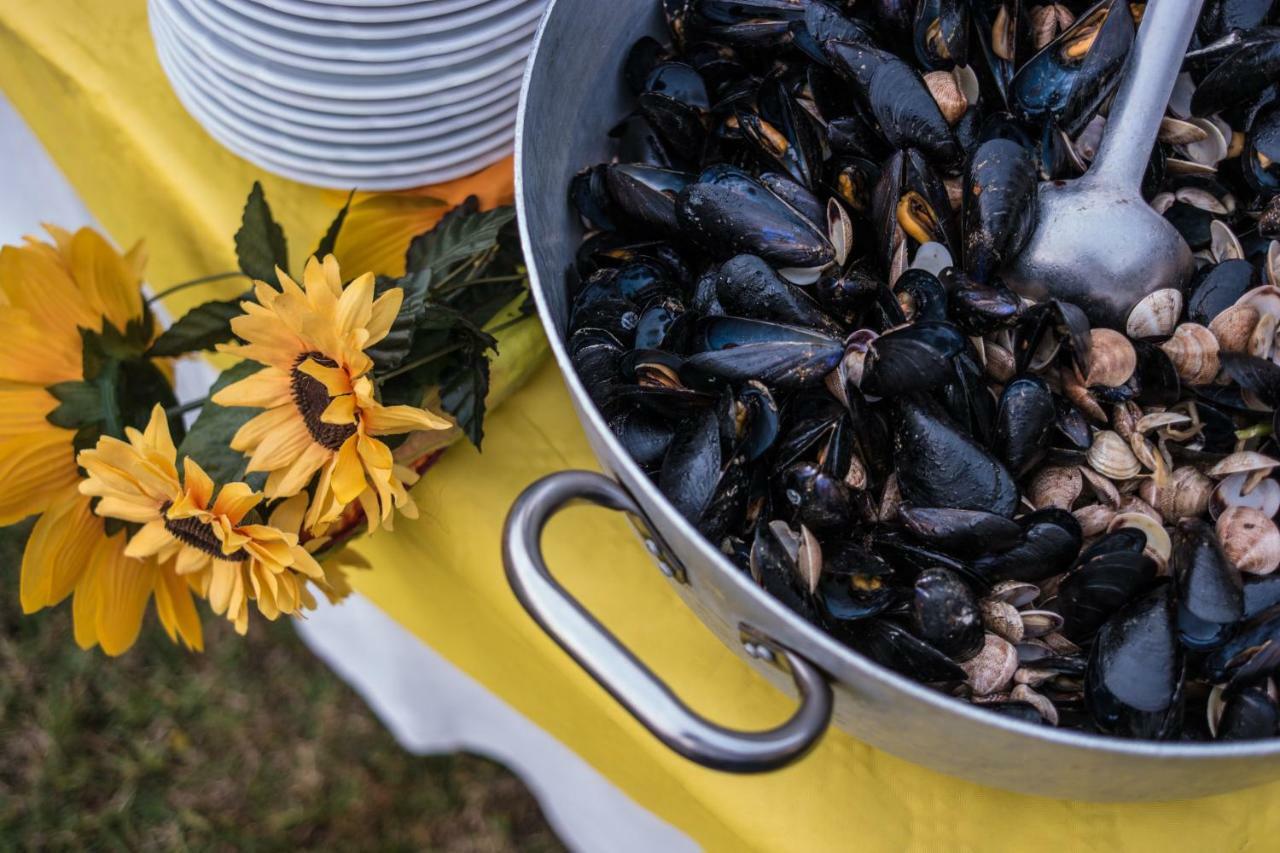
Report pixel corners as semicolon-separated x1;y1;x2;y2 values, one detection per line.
46;381;102;429
439;344;493;449
178;361;266;489
314;189;355;261
234;181;288;286
147;298;244;357
118;358;182;443
404;198;516;282
366;269;431;373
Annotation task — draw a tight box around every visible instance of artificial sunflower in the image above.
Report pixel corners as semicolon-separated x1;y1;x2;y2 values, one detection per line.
78;406;328;635
212;254;451;531
0;226;199;653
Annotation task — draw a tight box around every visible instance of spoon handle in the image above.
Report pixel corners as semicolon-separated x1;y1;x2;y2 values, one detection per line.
1088;0;1205;191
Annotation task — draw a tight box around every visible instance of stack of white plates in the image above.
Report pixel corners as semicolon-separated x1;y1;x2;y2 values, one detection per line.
149;0;546;190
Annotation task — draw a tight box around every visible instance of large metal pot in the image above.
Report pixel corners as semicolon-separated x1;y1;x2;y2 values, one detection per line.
504;0;1280;800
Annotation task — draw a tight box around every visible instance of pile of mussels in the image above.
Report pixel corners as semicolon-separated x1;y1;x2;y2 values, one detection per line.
566;0;1280;740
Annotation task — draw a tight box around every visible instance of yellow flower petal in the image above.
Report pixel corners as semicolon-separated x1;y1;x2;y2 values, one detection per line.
0;429;80;525
298;357;352;397
264;441;330;499
244;416;313;475
321;393;356;425
183;457;214;510
68;227;143;332
331;434;367;504
125;518;172;559
153;563;204;652
211;482;262;525
72;554;101;651
210;367;293;409
93;538;156;656
335;272;376;337
363;402;453;435
365;289;402;346
0;387;59;440
19;492;98;613
231;405;301;454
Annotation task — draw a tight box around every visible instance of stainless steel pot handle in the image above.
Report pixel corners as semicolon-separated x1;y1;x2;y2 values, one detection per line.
502;470;834;772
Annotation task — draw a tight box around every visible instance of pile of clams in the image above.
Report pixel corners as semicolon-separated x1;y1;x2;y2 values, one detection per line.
566;0;1280;740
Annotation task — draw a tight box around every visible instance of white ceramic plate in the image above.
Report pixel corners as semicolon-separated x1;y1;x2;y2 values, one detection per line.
168;0;539;76
189;0;545;63
254;0;494;24
151;5;526;111
152;0;535;97
160;41;515;179
161;35;517;157
214;0;537;41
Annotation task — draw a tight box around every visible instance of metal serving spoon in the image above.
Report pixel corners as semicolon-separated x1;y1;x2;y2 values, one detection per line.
1002;0;1206;330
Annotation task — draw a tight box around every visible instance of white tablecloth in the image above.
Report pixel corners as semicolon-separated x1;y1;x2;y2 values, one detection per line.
0;93;695;853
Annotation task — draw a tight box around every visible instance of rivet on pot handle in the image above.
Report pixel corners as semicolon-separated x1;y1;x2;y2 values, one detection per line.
503;470;834;773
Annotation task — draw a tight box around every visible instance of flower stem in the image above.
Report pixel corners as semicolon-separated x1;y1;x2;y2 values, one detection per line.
147;271;246;305
167;397;207;418
377;342;467;383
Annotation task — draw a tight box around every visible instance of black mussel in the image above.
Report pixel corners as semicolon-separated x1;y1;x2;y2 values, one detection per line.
1216;686;1280;740
898;506;1023;558
683;40;747;90
818;541;898;622
1199;0;1276;43
1132;341;1181;408
571;164;617;231
1009;0;1136;136
738;77;824;188
969;1;1022;103
940;352;997;445
838;617;967;683
913;0;969;70
1014;298;1091;375
634;297;688;350
891;395;1020;516
894;268;949;323
759;172;825;227
676;165;835;274
1245;575;1280;620
1191;27;1280;117
1172;519;1244;651
1244;100;1280;194
569;328;626;414
1164;201;1215;251
699;455;752;542
860;320;967;398
943;269;1024;334
1086;583;1185;739
912;567;984;660
686;316;844;389
993;374;1056;476
691;268;723;316
638;61;710;156
715;254;841;334
974;508;1082;583
658;406;722;524
1203;606;1280;685
781;461;852;530
1053;398;1093;450
610;408;676;468
1221;353;1280;409
827;156;882;217
1188;259;1255;325
984;701;1046;724
873;148;957;276
605;163;692;234
962;138;1038;284
611;113;674;168
791;1;876;65
625;36;673;94
726;381;780;462
662;0;696;49
1056;535;1158;643
749;520;823;621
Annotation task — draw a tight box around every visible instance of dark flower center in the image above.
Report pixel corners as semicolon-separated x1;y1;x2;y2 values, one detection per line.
162;504;247;562
290;352;357;452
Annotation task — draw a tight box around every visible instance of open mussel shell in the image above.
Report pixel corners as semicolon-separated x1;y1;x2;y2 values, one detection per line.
1055;533;1158;644
817;541;898;623
912;567;984;661
1243;101;1280;194
974;508;1083;583
604;163;693;234
1171;518;1245;651
860;320;968;398
1086;583;1186;740
686;316;844;389
715;254;840;334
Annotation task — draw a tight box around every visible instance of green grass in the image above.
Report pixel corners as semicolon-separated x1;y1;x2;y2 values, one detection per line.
0;553;566;851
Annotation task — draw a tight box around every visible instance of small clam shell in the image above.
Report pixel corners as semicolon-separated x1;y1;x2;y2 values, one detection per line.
910;241;953;277
1109;510;1173;569
795;524;823;594
1166;157;1218;176
1208;451;1280;479
1248;312;1279;362
1041;632;1082;655
1084;328;1137;387
1087;430;1142;480
1019;609;1065;639
1013;667;1055;688
1029;465;1083;511
924;69;967;125
1010;684;1059;726
1174;186;1230;215
1211;220;1245;263
1079;465;1122;506
1238;284;1280;321
1074;503;1117;537
1212;473;1280;519
1217;507;1280;575
1117;495;1163;527
877;473;901;522
1159;323;1220;385
1182;117;1229;166
962;633;1020;696
1139;466;1214;523
1208;303;1261;355
981;599;1025;643
989;580;1040;609
1135;411;1192;433
984;341;1016;383
1150;191;1176;215
1168;72;1195;119
1159;116;1208;146
1126;288;1183;339
827;198;853;267
1268;241;1280;289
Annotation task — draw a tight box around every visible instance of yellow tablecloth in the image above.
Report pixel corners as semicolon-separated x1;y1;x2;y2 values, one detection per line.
5;3;1280;850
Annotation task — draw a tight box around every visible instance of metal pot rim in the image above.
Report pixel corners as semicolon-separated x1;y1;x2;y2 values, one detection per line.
512;0;1280;762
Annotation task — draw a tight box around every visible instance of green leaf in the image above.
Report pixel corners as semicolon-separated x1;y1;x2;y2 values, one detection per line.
439;342;493;449
178;361;266;489
314;189;355;261
366;269;430;373
46;381;103;429
147;298;244;357
234;181;288;286
0;516;36;572
404;199;516;282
